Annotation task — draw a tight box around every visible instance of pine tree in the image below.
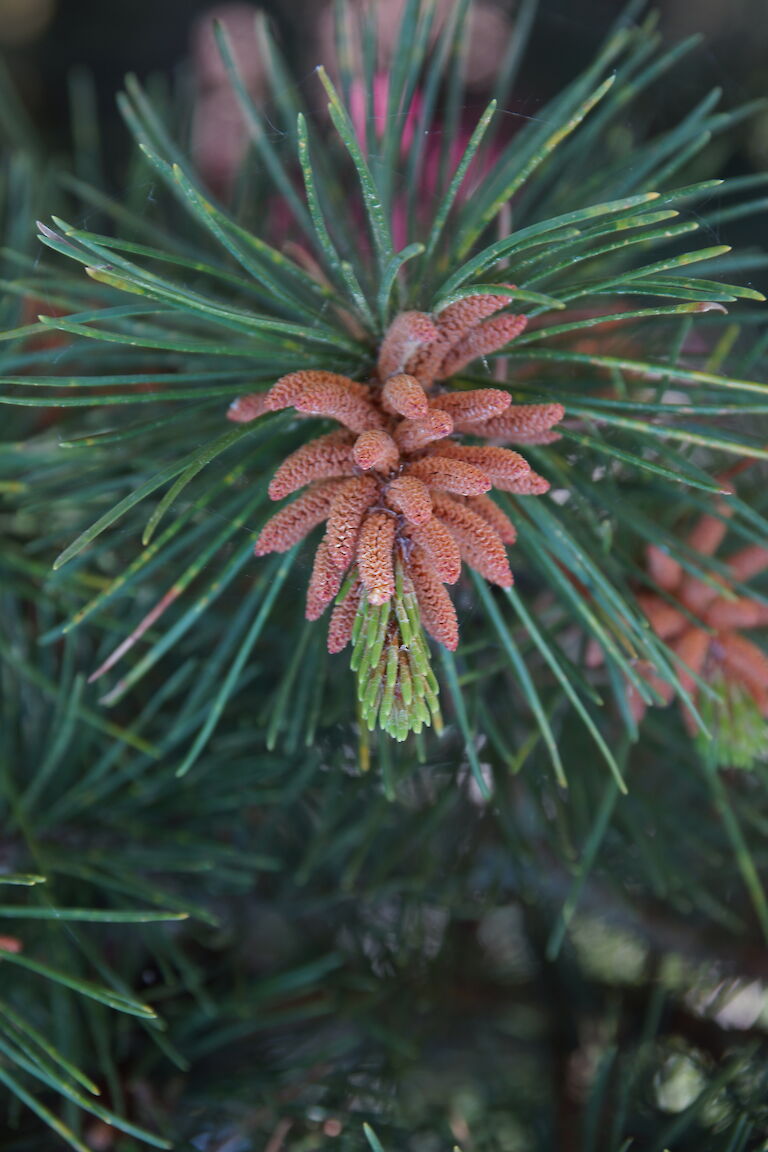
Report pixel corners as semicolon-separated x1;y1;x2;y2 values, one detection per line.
2;2;768;1148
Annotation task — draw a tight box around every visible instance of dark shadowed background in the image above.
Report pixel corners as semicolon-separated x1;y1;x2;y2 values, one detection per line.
2;0;767;176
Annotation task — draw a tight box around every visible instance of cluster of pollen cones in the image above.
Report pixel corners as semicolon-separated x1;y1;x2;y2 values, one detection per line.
229;293;564;737
589;505;768;768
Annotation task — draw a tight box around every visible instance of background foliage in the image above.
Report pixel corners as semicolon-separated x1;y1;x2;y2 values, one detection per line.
2;1;768;1149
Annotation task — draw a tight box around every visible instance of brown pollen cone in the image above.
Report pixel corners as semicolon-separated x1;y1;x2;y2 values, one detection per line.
590;501;768;764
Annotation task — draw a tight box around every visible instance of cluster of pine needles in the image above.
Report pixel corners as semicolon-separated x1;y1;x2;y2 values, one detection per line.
1;0;768;1147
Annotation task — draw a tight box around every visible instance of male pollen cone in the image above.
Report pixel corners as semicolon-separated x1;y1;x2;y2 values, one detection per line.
233;291;562;664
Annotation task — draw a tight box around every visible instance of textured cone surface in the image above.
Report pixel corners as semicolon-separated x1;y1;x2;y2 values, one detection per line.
432;493;513;586
431;388;511;427
408;547;459;650
385;475;433;524
431;442;530;491
435;292;513;332
227;391;268;423
382;373;429;418
466;494;517;545
439;313;528;377
378;311;439;380
327;476;379;568
469;402;565;442
256;482;342;555
407;517;462;584
266;370;383;433
406;456;491;497
327;580;363;654
395;411;454;452
357;512;397;605
306;536;345;621
353;428;400;471
269;432;356;499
